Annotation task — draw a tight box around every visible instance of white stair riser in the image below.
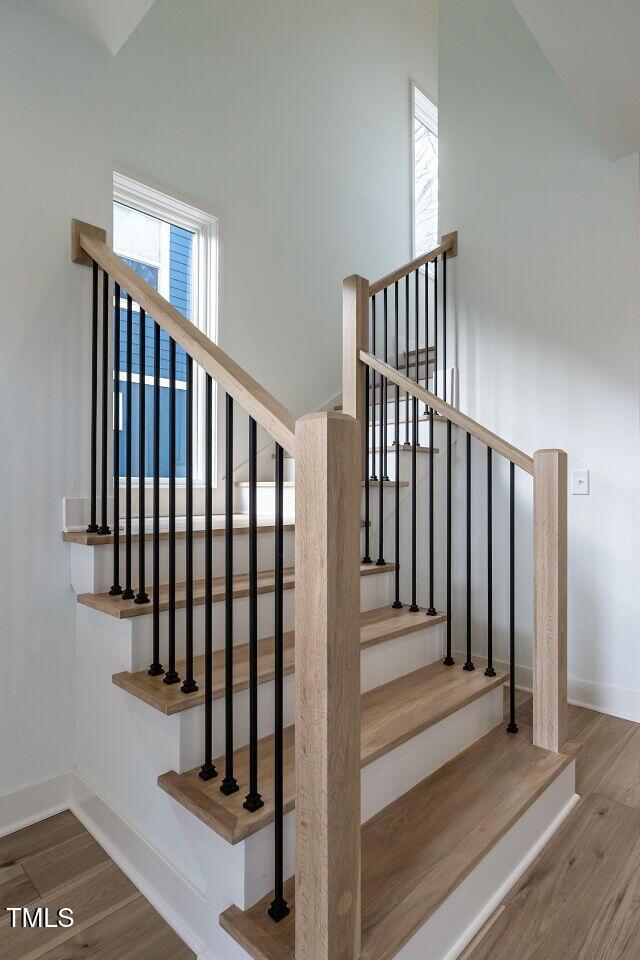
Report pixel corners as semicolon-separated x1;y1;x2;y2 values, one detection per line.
104;571;395;671
128;592;296;672
172;622;446;770
234;486;296;517
243;684;505;908
69;530;295;595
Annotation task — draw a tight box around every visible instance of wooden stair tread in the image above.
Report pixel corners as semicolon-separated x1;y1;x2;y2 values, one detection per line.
62;515;293;547
77;562;395;619
112;605;447;714
158;659;505;844
235;480;409;488
219;727;574;960
384;444;439;453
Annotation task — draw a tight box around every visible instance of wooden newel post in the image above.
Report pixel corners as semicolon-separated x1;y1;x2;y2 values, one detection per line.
295;411;362;960
533;449;568;753
343;274;369;431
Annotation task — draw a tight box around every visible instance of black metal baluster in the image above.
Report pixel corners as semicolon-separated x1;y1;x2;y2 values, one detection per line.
182;355;197;694
122;295;134;599
163;339;180;684
109;283;122;596
410;396;419;612
485;448;496;678
134;309;149;605
424;259;429;415
507;462;518;733
98;271;111;535
87;261;99;534
149;321;163;675
370;296;378;481
268;443;289;922
443;419;454;665
427;405;436;616
434;256;439;398
200;375;216;779
392;282;401;608
244;417;264;812
376;301;386;565
463;431;474;670
405;275;410;445
382;287;389;481
414;270;419;401
362;367;372;564
443;251;447;405
221;394;239;794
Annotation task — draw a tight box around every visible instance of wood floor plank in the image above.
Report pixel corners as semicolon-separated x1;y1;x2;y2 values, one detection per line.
36;894;195;960
21;833;109;897
0;861;139;960
0;813;86;871
160;662;505;844
572;712;637;798
576;798;640;960
464;794;640;960
590;725;640;810
0;865;39;913
113;604;446;715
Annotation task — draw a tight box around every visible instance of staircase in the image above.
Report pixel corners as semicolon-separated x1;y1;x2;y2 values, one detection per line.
64;222;574;960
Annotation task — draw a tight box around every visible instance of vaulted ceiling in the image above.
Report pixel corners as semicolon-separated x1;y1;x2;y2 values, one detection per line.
34;0;157;56
513;0;640;160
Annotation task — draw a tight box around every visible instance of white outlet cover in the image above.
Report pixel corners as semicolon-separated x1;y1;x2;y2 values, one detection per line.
571;469;590;495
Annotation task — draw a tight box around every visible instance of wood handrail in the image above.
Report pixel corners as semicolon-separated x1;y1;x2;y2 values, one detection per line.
360;350;534;475
74;224;296;455
368;231;458;297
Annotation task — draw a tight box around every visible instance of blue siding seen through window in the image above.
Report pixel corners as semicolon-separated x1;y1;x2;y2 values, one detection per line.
116;224;195;478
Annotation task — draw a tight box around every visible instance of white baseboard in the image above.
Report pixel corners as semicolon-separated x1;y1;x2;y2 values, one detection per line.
453;648;640;725
0;767;210;959
0;770;74;839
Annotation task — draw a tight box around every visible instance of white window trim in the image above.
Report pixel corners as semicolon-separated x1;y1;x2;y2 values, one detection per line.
411;81;439;260
113;171;219;486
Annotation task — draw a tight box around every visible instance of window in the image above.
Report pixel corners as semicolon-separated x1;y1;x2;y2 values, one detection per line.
112;173;217;483
413;85;438;257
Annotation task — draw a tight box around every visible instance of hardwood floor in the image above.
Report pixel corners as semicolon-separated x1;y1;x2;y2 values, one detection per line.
0;811;194;960
466;690;640;960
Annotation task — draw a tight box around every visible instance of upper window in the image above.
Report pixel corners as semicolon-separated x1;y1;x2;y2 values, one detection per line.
413;85;438;257
112;173;218;481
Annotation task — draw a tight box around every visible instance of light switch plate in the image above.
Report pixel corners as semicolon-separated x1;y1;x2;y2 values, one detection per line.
571;469;589;495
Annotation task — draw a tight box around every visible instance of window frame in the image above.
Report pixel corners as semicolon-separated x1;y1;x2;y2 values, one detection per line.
411;82;439;260
113;171;219;486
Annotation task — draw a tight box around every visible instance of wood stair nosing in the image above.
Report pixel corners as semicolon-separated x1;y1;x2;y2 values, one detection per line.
157;660;507;845
112;606;448;716
77;562;396;620
62;515;294;547
219;727;574;960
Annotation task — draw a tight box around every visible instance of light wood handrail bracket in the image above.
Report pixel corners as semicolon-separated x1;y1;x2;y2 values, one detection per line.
71;219;296;455
360;350;534;474
368;232;458;297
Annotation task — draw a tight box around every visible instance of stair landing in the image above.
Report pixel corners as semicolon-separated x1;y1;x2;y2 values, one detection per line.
220;727;574;960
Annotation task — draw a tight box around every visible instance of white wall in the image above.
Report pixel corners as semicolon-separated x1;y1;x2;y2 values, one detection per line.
112;0;438;418
0;1;112;792
439;0;640;717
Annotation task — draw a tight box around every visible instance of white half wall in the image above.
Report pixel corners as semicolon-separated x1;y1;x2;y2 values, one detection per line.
0;1;113;792
439;0;640;717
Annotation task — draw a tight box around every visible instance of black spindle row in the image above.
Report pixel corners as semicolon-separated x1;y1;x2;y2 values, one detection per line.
85;259;288;923
363;249;521;734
